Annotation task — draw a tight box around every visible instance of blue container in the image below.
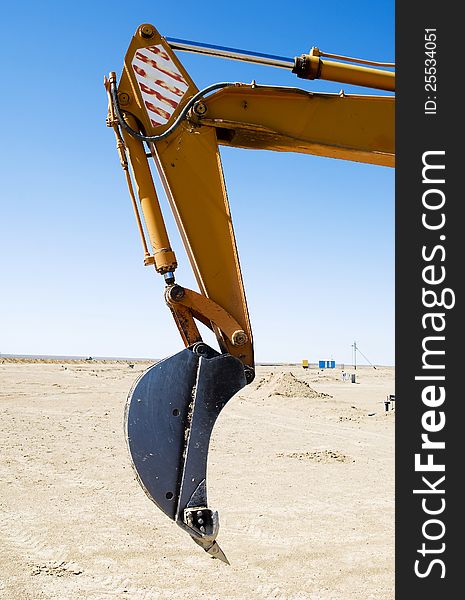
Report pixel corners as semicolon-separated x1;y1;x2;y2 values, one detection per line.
318;360;325;368
330;360;336;368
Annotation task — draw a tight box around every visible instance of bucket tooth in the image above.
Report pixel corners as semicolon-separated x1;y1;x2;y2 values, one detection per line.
192;538;230;564
206;541;230;564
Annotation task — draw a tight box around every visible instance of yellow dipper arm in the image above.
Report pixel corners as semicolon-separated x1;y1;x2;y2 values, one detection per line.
107;24;394;371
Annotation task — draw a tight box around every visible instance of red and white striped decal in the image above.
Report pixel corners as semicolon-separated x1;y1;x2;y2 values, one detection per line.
132;45;189;128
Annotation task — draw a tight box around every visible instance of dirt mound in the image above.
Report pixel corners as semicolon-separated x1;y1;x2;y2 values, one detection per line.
268;372;332;399
255;373;273;390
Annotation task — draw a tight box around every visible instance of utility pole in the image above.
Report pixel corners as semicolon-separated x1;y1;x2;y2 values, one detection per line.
351;340;377;370
352;341;357;370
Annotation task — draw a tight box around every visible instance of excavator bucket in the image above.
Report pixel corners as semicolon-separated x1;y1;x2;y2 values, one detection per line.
125;343;246;563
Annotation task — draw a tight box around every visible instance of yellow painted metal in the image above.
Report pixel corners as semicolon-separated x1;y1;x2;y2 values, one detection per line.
168;303;202;347
149;124;254;367
302;359;309;368
111;24;395;369
198;86;394;167
122;114;177;274
165;286;251;362
300;54;395;91
104;75;153;265
122;153;154;266
117;24;198;137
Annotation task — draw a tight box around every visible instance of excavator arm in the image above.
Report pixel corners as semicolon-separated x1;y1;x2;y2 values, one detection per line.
105;23;394;563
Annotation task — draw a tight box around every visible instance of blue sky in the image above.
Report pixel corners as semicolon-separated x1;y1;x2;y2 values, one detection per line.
0;1;394;364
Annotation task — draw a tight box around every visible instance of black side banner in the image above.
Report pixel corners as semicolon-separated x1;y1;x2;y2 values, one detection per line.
396;4;460;598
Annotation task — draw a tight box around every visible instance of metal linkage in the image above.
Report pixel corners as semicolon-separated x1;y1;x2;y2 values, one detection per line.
166;37;294;69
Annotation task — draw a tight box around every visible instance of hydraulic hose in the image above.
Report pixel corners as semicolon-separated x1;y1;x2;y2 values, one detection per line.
110;79;236;143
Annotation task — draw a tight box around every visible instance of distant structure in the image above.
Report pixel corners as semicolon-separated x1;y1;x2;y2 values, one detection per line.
385;394;395;411
301;359;309;369
318;360;335;369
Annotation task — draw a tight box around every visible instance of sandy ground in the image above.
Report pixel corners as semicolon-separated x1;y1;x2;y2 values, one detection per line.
0;359;394;600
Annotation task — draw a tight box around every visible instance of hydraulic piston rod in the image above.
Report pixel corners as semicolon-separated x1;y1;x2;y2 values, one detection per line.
166;37;294;69
166;37;395;91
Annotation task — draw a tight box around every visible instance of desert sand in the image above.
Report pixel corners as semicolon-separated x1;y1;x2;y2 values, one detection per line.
0;359;394;600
